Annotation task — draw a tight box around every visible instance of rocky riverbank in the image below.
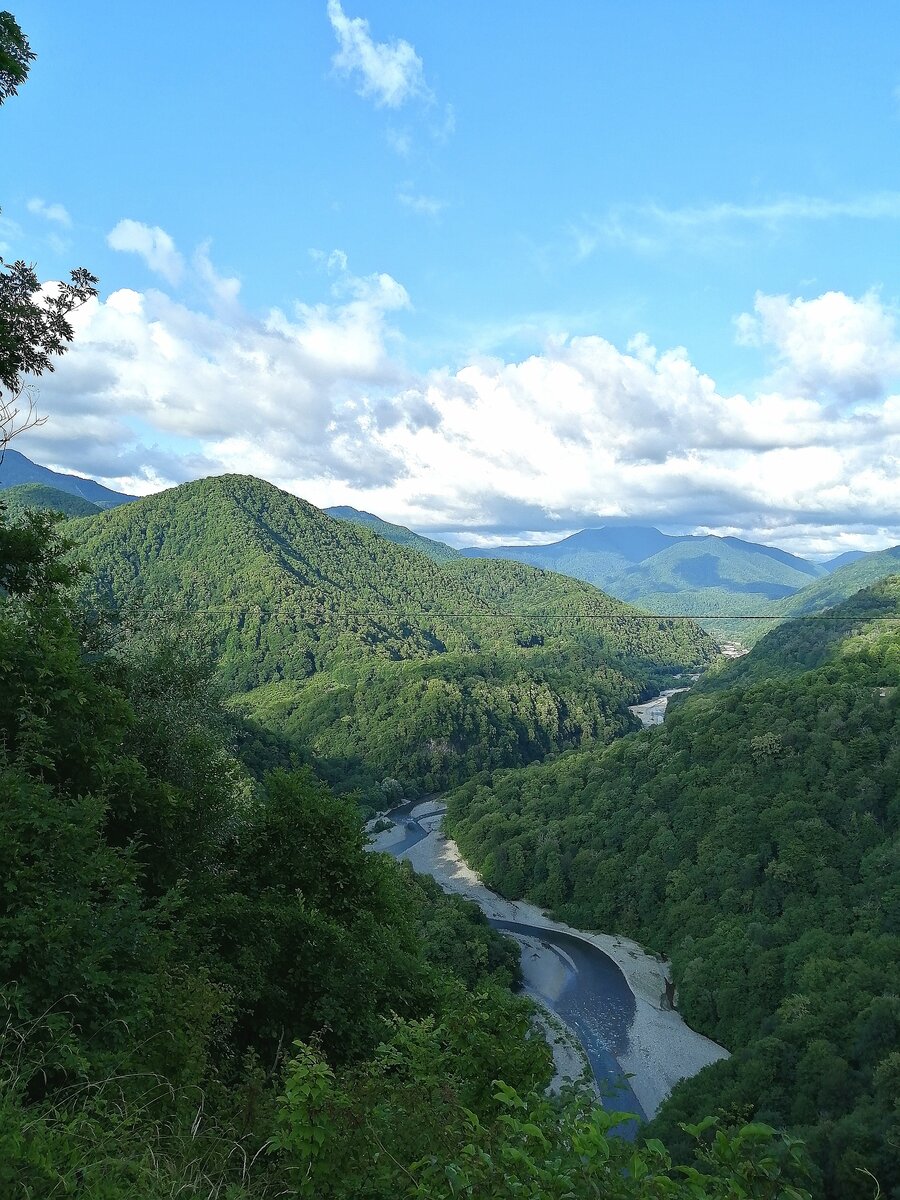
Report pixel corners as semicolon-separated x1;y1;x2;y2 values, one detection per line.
371;803;728;1119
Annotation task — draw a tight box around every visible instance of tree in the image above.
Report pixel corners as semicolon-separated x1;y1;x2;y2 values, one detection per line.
0;10;33;103
0;12;98;454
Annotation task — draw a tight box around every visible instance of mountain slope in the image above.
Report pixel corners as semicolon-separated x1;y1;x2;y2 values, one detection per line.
730;544;900;648
0;449;134;507
71;475;713;799
325;504;459;562
446;577;900;1196
0;482;101;518
461;525;825;631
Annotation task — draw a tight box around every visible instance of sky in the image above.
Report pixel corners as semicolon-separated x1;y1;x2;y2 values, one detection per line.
3;1;900;557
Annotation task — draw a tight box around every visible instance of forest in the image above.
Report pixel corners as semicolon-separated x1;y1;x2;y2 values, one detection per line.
68;473;713;803
0;502;816;1197
446;578;900;1197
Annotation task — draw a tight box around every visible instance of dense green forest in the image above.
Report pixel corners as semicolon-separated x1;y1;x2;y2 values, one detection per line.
446;578;900;1197
326;503;460;562
0;503;815;1197
69;474;713;802
0;480;101;518
729;546;900;647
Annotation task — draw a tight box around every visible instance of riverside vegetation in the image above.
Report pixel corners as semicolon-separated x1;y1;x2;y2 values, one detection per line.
446;578;900;1198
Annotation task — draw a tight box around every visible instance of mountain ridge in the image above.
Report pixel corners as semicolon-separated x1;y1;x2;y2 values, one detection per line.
70;474;714;800
0;449;135;508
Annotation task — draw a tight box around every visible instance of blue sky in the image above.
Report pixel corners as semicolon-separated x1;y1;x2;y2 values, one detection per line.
4;1;900;555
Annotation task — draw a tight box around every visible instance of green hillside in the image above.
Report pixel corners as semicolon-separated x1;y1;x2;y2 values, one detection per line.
70;475;713;800
0;481;101;518
612;536;821;602
462;526;826;638
326;504;460;562
0;448;134;507
725;544;900;648
445;578;900;1197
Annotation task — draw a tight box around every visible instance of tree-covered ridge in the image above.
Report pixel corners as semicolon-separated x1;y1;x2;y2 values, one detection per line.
731;546;900;647
0;480;101;518
445;582;900;1197
70;474;714;799
0;505;812;1199
461;525;826;637
326;503;461;562
0;448;133;506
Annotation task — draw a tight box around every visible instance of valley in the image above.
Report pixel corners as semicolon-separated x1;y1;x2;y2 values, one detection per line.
4;6;900;1194
372;784;729;1123
3;452;899;1196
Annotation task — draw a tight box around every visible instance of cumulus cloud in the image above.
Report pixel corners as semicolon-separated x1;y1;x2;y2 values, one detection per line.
107;219;185;285
18;253;900;558
27;198;72;227
735;290;900;403
326;0;428;108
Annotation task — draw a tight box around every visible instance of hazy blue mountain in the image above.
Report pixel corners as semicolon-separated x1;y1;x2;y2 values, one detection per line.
758;544;900;621
461;525;826;632
0;450;135;508
0;482;101;518
326;505;460;563
821;549;868;572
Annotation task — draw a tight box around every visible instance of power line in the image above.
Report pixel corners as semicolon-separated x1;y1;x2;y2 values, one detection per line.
83;603;900;623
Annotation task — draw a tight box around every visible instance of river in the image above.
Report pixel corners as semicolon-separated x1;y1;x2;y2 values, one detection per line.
373;792;727;1124
379;799;644;1118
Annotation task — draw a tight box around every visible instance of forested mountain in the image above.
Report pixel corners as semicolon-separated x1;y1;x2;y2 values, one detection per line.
0;505;814;1200
446;577;900;1197
822;549;868;572
461;525;826;631
0;481;101;518
69;474;713;801
0;448;134;507
326;503;460;562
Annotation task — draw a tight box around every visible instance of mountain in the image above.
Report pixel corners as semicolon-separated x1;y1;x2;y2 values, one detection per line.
0;482;101;518
821;549;867;572
446;576;900;1196
70;475;713;801
730;543;900;648
462;524;825;634
325;504;459;563
0;449;135;508
461;525;680;582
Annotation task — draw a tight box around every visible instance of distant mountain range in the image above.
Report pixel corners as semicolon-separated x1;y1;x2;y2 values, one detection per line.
459;525;899;639
0;450;134;508
462;525;826;598
5;453;898;650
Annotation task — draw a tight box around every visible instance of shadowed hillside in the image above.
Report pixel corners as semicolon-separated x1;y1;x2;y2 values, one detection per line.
71;475;714;800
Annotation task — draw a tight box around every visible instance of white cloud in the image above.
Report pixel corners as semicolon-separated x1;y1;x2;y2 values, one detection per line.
107;219;185;285
397;188;444;217
27;198;72;227
735;290;900;402
575;191;900;258
326;0;428;108
18;262;900;557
